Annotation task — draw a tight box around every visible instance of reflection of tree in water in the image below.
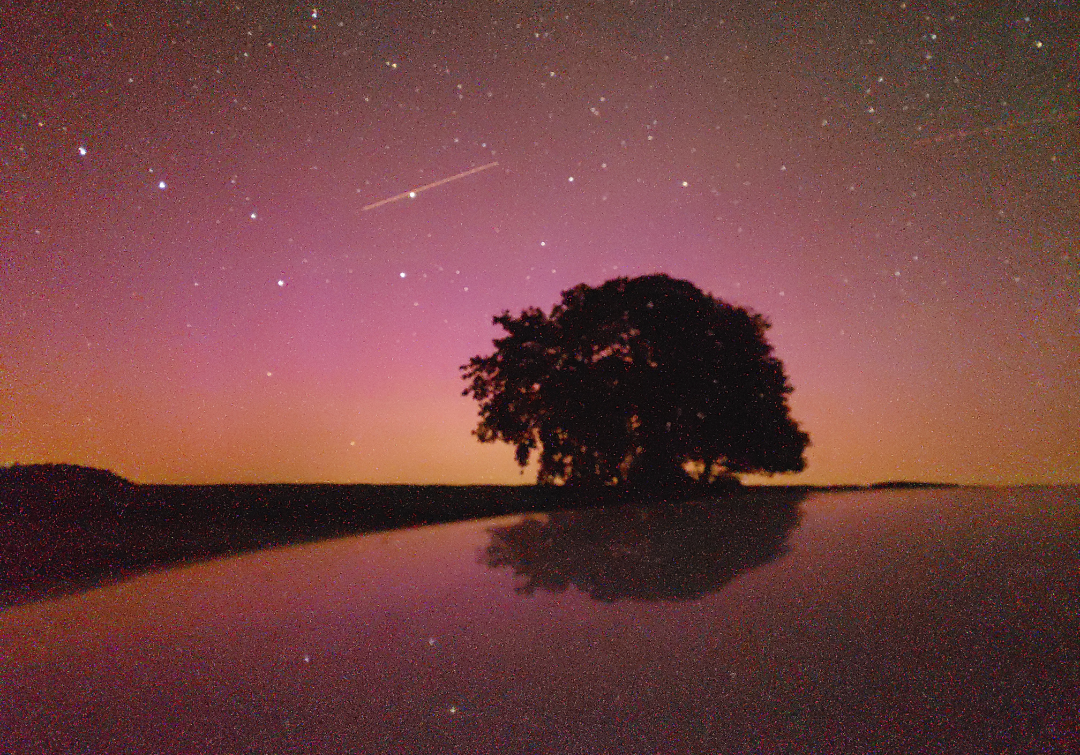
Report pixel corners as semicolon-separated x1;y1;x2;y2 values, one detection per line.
483;491;806;602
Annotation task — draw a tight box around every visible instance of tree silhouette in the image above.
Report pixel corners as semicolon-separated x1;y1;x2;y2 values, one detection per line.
482;491;806;602
462;274;810;489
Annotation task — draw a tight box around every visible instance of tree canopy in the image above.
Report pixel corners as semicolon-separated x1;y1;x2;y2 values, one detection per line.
461;274;810;489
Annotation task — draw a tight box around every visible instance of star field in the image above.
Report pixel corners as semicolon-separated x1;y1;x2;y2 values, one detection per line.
1;0;1076;484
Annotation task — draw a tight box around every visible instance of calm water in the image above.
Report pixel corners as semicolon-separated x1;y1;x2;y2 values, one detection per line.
2;487;1077;754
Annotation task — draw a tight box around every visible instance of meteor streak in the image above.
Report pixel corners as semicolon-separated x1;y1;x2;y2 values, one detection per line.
913;111;1077;148
362;161;500;211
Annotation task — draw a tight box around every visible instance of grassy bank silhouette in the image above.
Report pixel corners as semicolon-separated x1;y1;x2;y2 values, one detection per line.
0;464;596;606
1;463;949;607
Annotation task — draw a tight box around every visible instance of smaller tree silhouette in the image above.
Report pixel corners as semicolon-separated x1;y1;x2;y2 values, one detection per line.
462;274;809;489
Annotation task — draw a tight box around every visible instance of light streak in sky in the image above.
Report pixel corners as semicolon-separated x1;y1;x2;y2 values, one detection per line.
361;161;500;211
913;111;1077;148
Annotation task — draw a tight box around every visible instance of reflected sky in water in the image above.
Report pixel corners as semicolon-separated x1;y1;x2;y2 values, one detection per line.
2;488;1078;753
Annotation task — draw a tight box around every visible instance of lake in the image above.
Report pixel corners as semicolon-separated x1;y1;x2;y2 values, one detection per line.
2;487;1077;753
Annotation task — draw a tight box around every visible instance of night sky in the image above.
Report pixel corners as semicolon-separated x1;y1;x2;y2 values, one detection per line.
3;1;1077;485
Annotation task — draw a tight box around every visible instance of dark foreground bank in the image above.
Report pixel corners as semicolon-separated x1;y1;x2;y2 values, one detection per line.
0;464;950;607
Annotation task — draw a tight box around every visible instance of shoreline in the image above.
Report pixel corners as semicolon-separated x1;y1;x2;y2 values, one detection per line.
2;464;965;608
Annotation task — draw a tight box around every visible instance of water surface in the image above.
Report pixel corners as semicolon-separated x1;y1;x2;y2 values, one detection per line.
2;487;1077;753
